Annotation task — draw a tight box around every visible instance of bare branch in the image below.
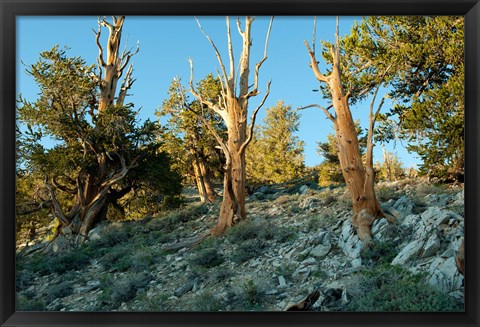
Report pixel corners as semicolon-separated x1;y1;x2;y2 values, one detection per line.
185;102;230;161
117;64;135;106
194;17;231;95
44;175;70;226
226;17;235;83
298;103;336;122
239;80;271;155
188;58;228;122
119;40;140;74
94;22;106;68
245;16;274;99
304;40;329;83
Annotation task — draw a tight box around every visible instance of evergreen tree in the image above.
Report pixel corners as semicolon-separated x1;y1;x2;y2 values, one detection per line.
156;74;225;203
246;101;305;185
357;16;464;180
17;24;181;246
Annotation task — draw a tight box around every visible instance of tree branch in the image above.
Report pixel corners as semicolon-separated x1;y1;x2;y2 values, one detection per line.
245;16;274;99
194;17;231;96
304;40;329;83
44;175;70;226
188;58;228;122
239;80;271;155
298;103;336;122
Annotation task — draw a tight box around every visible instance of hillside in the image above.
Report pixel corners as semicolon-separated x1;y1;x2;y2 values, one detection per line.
16;179;464;312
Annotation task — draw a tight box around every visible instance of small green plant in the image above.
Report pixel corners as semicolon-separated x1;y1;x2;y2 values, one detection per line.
189;248;224;268
238;279;267;310
16;294;46;311
347;264;463;312
192;291;223;311
360;240;399;266
45;281;74;302
137;292;169;311
98;272;153;310
231;239;266;263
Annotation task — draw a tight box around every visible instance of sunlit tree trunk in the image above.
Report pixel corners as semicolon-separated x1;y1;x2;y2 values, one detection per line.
304;18;395;246
189;16;273;235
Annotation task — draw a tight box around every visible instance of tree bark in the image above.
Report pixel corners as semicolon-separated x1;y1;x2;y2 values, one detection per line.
190;16;273;235
305;18;391;246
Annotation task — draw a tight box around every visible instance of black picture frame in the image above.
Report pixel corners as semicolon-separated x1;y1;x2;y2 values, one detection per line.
1;0;478;326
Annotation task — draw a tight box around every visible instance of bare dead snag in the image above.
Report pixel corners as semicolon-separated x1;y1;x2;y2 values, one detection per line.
189;16;274;235
95;16;139;112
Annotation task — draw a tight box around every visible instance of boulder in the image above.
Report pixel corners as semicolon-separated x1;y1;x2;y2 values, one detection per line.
338;220;362;259
420;233;441;258
310;243;331;259
391;239;425;265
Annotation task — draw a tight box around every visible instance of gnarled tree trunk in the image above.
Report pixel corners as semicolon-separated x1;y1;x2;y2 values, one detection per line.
45;16;139;247
305;18;394;246
189;16;273;235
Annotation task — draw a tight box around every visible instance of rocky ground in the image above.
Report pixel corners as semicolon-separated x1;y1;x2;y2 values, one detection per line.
16;179;465;312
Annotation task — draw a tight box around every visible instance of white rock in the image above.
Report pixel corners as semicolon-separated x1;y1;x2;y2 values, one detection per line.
338;221;362;259
310;243;331;259
299;185;309;195
421;207;453;227
421;233;441;258
391;239;424;265
278;276;287;287
351;258;362;268
371;218;389;236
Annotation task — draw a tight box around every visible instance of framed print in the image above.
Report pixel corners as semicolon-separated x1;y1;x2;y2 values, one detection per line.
1;0;479;326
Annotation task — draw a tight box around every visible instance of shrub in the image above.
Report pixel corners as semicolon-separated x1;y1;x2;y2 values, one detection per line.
45;281;74;302
347;264;463;312
227;221;261;242
189;248;224;268
192;291;223;311
226;279;268;310
231;239;266;263
98;272;153;310
360;240;399;266
16;294;46;311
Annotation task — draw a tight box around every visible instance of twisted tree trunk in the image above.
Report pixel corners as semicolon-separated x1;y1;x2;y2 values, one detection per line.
305;18;394;246
189;16;273;235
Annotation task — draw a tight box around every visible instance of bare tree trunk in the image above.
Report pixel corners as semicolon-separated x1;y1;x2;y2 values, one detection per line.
305;17;393;246
189;16;273;235
198;159;217;203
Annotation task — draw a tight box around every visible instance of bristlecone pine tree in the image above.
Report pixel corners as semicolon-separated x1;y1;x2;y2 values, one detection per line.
157;75;225;203
304;17;396;245
246;100;305;185
189;16;274;235
17;16;182;247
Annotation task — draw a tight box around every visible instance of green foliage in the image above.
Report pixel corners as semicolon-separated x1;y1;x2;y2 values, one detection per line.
231;239;267;263
189;248;225;268
374;150;405;182
17;45;182;233
246;101;305;185
16;294;46;311
348;264;463;311
156;74;225;185
98;272;153;310
45;281;74;302
191;291;223;311
360;240;399;266
355;17;464;179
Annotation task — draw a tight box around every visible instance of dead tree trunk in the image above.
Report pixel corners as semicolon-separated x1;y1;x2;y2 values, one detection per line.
189;16;273;235
305;18;395;246
95;16;138;111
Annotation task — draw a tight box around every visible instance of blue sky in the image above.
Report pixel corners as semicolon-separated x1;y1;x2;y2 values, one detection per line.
17;16;420;168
